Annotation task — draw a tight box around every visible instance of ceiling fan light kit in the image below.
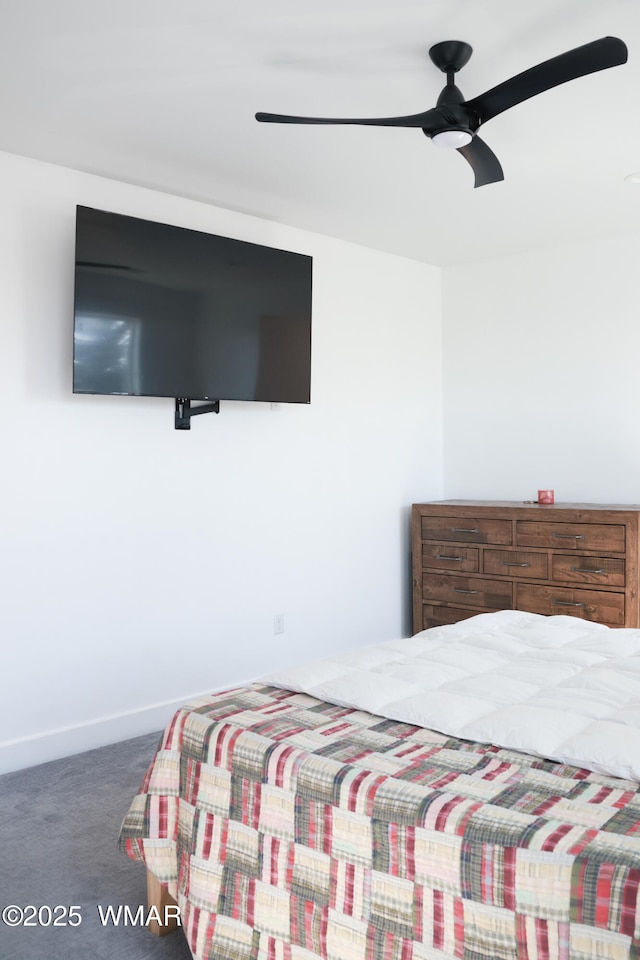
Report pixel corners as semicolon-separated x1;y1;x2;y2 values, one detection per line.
256;36;628;188
432;130;473;149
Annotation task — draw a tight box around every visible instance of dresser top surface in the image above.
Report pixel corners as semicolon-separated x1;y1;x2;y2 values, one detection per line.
414;500;640;513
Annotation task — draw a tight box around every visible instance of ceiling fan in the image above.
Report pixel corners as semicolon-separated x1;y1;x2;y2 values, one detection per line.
256;37;628;187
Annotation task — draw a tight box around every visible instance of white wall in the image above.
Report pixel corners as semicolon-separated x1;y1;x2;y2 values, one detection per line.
0;151;443;773
442;235;640;503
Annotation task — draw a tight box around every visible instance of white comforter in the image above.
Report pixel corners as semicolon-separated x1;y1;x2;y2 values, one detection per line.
263;610;640;782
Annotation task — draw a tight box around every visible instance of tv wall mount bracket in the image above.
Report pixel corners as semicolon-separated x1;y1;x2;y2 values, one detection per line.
175;397;220;430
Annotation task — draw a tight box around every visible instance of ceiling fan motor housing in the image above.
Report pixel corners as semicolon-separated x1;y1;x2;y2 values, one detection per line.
423;101;479;142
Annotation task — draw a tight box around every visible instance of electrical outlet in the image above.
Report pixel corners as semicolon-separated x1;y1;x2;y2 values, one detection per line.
273;614;285;635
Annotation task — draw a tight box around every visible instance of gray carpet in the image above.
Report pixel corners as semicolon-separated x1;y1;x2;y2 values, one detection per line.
0;732;194;960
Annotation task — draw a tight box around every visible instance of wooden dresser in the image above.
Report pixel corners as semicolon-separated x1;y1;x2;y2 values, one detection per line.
412;501;640;632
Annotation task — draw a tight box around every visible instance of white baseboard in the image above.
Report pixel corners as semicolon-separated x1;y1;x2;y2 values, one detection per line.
0;684;249;775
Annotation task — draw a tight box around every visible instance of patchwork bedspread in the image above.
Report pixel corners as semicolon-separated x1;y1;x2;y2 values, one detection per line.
120;682;640;960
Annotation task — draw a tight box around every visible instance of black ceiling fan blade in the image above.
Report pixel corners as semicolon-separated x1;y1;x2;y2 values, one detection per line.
457;136;504;188
464;36;628;125
255;109;440;129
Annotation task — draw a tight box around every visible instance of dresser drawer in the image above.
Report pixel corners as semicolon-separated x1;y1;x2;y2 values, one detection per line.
516;521;625;552
516;583;625;625
422;544;479;573
421;604;487;629
421;516;512;545
483;550;547;579
423;574;513;609
552;555;625;587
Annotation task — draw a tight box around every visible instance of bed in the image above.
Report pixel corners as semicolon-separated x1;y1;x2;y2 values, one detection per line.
119;610;640;959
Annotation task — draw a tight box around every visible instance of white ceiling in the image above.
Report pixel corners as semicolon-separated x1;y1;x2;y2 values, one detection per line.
1;0;640;266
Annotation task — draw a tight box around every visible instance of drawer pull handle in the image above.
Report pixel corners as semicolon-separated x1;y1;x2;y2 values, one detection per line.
552;533;585;540
501;561;530;568
571;566;606;575
436;554;463;562
552;599;585;607
451;527;479;534
453;588;480;595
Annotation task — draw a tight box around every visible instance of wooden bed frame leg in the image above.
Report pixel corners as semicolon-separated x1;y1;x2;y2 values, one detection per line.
146;868;180;937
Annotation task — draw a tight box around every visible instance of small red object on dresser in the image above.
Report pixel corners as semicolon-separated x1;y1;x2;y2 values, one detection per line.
538;489;554;504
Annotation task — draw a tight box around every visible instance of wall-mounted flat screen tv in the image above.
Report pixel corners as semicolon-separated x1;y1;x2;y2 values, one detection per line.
73;206;312;404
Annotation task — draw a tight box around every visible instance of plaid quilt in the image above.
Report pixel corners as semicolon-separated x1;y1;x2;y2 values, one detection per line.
120;684;640;960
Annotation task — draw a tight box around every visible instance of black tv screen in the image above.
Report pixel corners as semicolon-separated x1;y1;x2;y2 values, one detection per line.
73;206;312;403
